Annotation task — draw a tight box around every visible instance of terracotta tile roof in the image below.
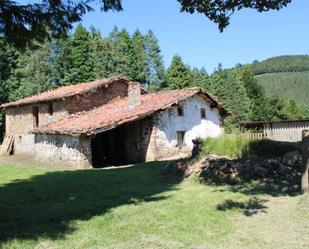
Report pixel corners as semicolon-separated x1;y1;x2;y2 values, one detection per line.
0;77;129;108
34;88;230;136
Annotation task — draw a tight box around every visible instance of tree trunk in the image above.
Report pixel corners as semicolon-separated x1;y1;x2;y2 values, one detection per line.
301;130;309;194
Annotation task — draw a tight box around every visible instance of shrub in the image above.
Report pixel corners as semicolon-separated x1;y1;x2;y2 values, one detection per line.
201;136;298;159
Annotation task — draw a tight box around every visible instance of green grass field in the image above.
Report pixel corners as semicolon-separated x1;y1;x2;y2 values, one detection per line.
256;71;309;106
0;158;308;249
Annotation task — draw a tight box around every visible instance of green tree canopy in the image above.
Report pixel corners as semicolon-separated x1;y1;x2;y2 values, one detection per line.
144;31;165;88
164;55;193;89
61;25;95;84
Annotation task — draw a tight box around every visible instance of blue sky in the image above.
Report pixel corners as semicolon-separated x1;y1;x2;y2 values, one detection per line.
78;0;308;72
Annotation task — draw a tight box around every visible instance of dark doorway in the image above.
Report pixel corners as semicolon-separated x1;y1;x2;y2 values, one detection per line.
91;128;126;167
90;118;153;168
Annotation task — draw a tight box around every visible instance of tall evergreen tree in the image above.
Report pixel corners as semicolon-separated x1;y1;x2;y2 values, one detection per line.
192;67;209;88
62;24;95;84
9;42;53;101
238;67;268;121
109;27;132;77
0;40;17;141
90;27;113;79
164;55;193;89
209;70;251;126
144;31;164;87
0;40;17;103
129;30;146;83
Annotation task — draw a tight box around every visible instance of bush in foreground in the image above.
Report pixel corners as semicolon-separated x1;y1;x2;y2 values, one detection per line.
201;136;298;159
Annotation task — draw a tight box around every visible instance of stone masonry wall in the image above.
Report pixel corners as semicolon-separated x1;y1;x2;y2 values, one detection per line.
5;80;129;157
65;82;128;113
5;102;68;156
35;134;92;169
121;117;154;163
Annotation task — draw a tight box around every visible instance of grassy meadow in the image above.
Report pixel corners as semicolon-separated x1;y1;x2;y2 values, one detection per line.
0;157;308;249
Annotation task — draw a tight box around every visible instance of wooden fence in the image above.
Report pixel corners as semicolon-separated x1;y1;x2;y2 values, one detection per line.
224;133;294;141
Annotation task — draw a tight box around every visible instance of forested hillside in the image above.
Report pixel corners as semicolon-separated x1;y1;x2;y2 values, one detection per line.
0;26;308;139
244;55;309;107
250;55;309;75
257;71;309;106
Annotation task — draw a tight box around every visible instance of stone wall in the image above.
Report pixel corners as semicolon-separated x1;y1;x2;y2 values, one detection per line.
4;80;129;157
121;117;153;163
5;102;68;156
149;95;223;160
65;82;128;113
35;134;92;169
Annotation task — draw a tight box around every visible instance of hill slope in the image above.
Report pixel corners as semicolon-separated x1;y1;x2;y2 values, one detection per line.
246;55;309;106
251;55;309;75
256;71;309;105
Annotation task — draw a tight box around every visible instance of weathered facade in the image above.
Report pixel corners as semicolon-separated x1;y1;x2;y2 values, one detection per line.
4;77;129;160
1;77;229;168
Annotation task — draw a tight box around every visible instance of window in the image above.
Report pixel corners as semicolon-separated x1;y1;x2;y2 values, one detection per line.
177;106;184;116
33;106;39;127
177;131;186;147
200;108;206;119
48;103;53;116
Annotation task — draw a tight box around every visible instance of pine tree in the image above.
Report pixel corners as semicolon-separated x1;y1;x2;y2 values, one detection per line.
192;67;209;88
0;40;17;103
62;24;95;84
90;27;113;79
208;69;251;126
129;30;146;83
144;31;164;88
9;43;54;101
53;38;73;85
0;40;18;141
109;27;132;77
238;67;268;121
164;55;193;89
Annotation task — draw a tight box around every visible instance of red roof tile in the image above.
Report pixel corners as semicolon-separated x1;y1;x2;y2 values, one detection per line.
1;77;129;108
34;88;230;136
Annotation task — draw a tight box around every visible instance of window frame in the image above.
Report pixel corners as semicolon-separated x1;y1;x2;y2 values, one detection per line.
177;106;184;117
48;102;53;116
32;106;39;127
200;108;206;119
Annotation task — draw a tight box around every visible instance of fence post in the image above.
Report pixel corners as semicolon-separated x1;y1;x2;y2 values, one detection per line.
301;130;309;194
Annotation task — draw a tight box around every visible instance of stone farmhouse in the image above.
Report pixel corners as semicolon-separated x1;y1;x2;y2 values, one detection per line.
1;77;230;168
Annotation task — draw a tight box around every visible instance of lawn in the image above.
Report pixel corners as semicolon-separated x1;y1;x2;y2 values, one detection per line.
0;158;308;249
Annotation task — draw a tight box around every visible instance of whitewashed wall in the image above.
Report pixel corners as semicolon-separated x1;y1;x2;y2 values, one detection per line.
151;95;223;159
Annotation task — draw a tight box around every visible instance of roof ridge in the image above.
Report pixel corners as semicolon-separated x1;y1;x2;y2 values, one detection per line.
1;76;129;108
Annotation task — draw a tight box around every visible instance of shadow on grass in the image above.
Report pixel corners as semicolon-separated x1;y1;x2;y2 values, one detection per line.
0;161;177;245
227;180;300;197
217;197;268;216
